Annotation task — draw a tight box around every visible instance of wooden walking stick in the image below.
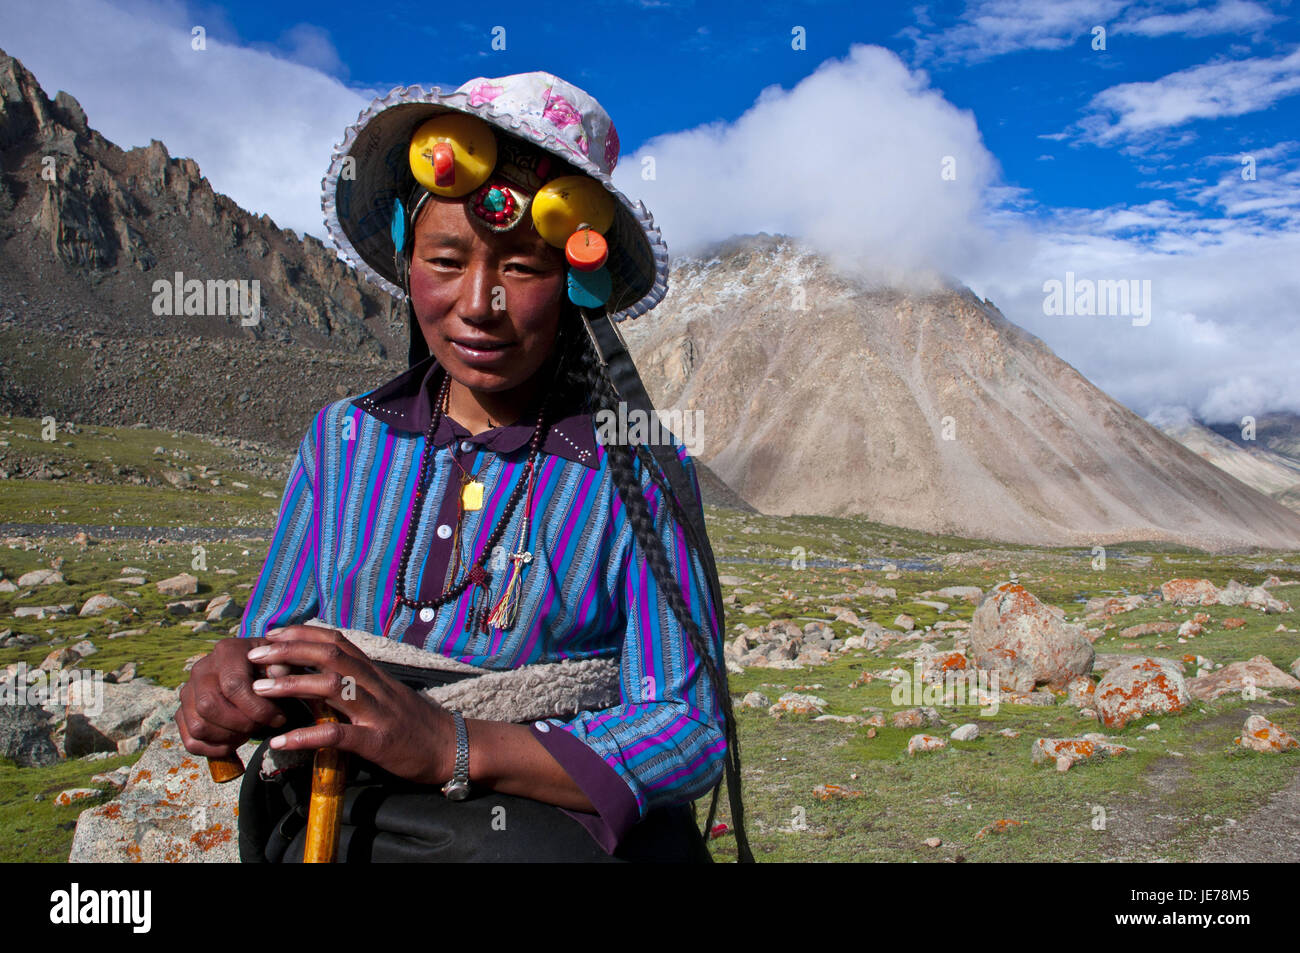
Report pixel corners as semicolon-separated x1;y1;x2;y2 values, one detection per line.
300;699;347;863
205;701;348;863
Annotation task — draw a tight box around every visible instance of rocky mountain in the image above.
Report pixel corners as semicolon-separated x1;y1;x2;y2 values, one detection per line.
620;235;1300;551
4;49;1298;547
1149;408;1300;516
0;49;403;449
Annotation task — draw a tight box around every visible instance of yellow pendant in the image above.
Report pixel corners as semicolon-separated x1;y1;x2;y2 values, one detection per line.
461;480;484;511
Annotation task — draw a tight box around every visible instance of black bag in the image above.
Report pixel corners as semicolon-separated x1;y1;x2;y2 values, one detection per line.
237;664;714;863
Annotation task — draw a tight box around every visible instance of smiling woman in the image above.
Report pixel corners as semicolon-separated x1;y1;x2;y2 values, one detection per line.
174;71;754;863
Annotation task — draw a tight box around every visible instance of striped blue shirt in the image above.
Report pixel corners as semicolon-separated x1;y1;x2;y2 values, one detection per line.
239;353;726;852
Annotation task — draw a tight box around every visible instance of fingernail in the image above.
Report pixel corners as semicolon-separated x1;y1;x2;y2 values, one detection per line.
247;646;270;661
252;679;275;692
267;627;286;637
269;735;286;749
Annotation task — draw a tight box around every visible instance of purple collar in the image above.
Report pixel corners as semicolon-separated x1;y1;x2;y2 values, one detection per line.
350;353;599;469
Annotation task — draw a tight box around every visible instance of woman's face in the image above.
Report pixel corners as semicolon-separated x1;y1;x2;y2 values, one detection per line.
408;194;567;395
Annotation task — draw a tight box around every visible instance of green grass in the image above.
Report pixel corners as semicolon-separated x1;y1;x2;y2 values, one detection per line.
2;417;1299;862
0;415;287;525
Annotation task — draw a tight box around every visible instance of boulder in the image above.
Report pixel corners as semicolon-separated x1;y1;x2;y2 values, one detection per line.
1186;655;1300;702
1119;621;1175;639
69;722;256;863
907;734;946;756
156;573;199;597
1159;579;1220;606
167;599;207;616
79;594;125;616
1064;676;1096;708
1094;657;1191;730
969;582;1094;692
920;650;969;684
46;680;178;757
1092;653;1183;676
935;586;982;603
39;646;82;672
1217;580;1290;613
950;723;979;741
768;693;826;717
15;604;74;619
205;595;242;621
1235;715;1299;753
1031;736;1132;769
17;569;64;587
0;703;60;766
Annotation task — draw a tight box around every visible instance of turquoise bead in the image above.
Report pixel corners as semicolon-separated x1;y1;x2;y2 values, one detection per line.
567;266;611;307
390;196;406;250
485;188;506;212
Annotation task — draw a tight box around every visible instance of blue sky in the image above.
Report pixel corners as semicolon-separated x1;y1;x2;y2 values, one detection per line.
4;0;1299;422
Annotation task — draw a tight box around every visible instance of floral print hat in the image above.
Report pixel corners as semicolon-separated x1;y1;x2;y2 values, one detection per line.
322;71;670;363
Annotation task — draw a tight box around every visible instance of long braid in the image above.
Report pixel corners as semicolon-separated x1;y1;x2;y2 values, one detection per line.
559;304;754;863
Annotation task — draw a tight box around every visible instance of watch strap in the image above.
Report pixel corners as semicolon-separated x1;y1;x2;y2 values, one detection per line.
441;709;471;800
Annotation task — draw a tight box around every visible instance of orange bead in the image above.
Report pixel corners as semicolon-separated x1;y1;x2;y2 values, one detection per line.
433;142;455;187
565;228;609;271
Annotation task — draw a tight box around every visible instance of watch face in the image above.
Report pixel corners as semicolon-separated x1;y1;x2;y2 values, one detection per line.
444;781;471;801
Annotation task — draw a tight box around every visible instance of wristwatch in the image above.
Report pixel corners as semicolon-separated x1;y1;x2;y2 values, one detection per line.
440;709;472;801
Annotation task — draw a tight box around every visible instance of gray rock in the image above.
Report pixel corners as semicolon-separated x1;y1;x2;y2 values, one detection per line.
0;704;60;766
69;722;258;863
46;681;179;757
79;594;125;616
205;595;242;621
17;569;64;587
156;573;199;597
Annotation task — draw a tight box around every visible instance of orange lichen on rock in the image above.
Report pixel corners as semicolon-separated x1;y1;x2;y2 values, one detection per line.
190;824;233;852
976;818;1023;839
813;784;864;801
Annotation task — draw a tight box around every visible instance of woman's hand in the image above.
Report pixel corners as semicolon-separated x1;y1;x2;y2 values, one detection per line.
243;624;457;786
176;636;292;758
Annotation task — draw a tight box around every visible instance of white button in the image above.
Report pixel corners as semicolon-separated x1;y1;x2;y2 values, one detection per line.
419;607;434;623
460;440;475;453
436;523;452;539
534;721;550;733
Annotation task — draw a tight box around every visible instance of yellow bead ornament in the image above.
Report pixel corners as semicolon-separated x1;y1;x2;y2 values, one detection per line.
531;176;616;247
408;114;497;198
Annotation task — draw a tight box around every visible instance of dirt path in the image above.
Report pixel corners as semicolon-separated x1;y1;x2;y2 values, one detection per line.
1194;767;1300;862
1098;704;1300;862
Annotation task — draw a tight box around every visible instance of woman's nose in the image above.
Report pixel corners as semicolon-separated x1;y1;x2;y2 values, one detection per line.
457;261;503;323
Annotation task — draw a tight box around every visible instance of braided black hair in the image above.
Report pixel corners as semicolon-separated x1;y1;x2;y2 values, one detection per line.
400;194;753;861
550;299;754;864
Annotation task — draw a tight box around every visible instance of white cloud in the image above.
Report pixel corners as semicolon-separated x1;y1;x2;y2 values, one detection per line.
904;0;1127;64
1117;0;1280;38
614;44;1003;286
908;0;1282;64
964;170;1300;423
2;0;374;237
1075;48;1300;144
